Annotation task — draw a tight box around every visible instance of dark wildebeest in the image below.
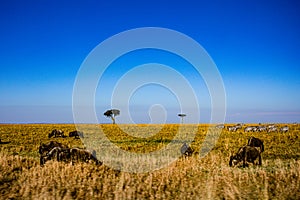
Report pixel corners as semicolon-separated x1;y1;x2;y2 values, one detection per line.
70;148;101;165
229;145;262;167
39;141;69;155
39;141;69;165
69;131;84;139
180;143;194;156
40;147;71;165
247;136;264;152
48;129;65;138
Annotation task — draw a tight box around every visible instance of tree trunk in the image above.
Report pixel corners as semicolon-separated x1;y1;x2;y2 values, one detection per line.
111;116;115;124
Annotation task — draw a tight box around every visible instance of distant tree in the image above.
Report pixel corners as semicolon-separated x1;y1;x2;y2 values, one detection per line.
104;109;120;124
178;113;186;124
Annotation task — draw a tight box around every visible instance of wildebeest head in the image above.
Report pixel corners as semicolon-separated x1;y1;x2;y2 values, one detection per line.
229;146;262;167
229;154;242;167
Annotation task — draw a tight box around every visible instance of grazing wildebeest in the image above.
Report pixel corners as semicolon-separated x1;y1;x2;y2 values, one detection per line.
70;148;100;165
280;126;289;133
247;136;264;152
39;141;69;165
39;141;69;155
40;147;71;165
48;129;65;138
229;145;262;167
69;130;84;139
180;143;194;156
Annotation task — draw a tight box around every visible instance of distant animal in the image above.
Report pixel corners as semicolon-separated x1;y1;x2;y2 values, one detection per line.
267;124;276;129
268;126;277;133
235;124;243;129
228;126;237;132
280;126;289;133
69;130;84;139
227;124;243;132
244;126;255;132
48;129;65;138
257;126;267;132
229;145;262;167
180;143;194;156
247;136;264;152
215;124;225;129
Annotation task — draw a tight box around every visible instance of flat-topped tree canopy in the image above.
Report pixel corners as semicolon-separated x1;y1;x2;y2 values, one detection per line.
104;109;120;124
178;113;186;124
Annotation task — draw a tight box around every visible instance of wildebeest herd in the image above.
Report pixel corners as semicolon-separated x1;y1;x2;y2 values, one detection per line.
39;140;101;166
48;129;84;139
40;129;100;166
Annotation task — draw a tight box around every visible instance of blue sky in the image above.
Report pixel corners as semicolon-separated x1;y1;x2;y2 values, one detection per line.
0;0;299;123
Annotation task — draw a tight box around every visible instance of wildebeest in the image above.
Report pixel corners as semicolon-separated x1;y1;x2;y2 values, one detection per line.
229;145;262;167
180;143;194;156
48;129;65;138
40;147;71;165
280;126;289;133
39;141;69;165
247;136;264;152
70;148;100;165
69;130;84;139
39;141;69;155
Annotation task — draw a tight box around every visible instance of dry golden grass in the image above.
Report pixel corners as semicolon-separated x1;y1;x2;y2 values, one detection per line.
0;124;299;199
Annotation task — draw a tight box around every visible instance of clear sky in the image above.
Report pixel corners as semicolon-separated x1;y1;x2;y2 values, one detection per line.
0;0;299;123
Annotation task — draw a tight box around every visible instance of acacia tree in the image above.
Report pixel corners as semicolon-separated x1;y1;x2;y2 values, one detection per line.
104;109;120;124
178;113;186;124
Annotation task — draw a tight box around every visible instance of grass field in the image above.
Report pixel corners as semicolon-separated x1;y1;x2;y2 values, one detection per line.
0;124;299;199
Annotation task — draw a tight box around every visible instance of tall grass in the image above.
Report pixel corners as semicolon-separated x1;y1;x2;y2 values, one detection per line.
0;124;299;199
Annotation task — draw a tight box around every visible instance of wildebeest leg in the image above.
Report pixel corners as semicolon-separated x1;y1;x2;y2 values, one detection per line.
243;157;246;168
40;156;45;166
258;155;262;166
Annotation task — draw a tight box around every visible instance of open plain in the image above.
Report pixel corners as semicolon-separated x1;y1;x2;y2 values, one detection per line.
0;124;299;199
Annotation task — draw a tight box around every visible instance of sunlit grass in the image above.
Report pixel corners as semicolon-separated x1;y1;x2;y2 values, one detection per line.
0;123;299;199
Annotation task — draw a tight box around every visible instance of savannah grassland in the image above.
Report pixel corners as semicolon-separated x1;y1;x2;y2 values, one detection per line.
0;124;299;199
